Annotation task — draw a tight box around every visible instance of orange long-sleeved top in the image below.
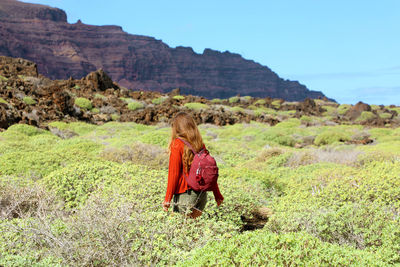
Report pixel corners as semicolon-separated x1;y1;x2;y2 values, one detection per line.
164;138;224;203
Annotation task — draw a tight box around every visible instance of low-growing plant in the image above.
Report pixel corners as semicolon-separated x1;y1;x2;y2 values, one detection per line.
242;96;252;101
300;115;313;123
74;97;92;110
23;96;36;105
210;98;222;104
94;93;106;100
230;106;245;113
228;96;239;103
0;97;7;104
271;99;281;108
337;104;351;115
152;97;166;105
356;111;376;122
172;95;185;100
127;101;144;111
111;114;120;121
370;104;380;110
322;105;337;116
314;130;351;146
180;230;385;266
254;99;266;105
184;102;209;110
379;112;392;119
91;108;100;114
0;75;8;81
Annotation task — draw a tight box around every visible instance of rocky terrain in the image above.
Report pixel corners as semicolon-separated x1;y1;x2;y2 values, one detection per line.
0;0;330;101
0;56;398;133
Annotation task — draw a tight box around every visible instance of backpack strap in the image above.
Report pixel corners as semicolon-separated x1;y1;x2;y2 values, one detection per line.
176;138;197;154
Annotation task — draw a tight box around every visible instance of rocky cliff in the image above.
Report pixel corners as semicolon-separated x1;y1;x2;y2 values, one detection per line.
0;0;331;101
0;56;395;132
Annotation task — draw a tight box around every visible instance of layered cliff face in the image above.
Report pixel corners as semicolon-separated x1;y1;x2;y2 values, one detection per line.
0;0;330;101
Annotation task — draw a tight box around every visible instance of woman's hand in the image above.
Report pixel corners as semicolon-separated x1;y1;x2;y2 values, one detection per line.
162;201;170;211
216;198;223;207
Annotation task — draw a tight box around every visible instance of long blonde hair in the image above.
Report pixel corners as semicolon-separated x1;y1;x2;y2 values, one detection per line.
169;112;204;173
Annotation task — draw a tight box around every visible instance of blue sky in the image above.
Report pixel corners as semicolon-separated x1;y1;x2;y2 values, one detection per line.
22;0;400;105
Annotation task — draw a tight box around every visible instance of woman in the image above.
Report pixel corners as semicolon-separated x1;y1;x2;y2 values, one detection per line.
163;112;224;218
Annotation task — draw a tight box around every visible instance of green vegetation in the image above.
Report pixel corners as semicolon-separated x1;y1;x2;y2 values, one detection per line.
94;93;106;100
127;101;144;111
172;95;185;100
254;99;266;105
210;98;222;104
228;96;239;103
242;96;252;101
271;99;281;108
0;120;399;265
356;111;376;122
152;97;166;105
314;130;351;145
91;108;100;114
23;96;37;105
74;85;81;90
74;97;92;110
111;114;120;121
322;105;337;116
230;106;245;113
184;102;209;110
0;97;7;104
337;104;351;115
379;112;392;119
370;104;380;110
0;75;8;81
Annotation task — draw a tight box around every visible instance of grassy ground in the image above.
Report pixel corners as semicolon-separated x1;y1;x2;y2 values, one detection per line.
0;120;399;266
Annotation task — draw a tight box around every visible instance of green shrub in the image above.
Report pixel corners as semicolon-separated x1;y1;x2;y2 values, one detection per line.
74;85;80;90
337;104;351;115
314;131;351;145
271;100;281;108
43;161;126;208
322;105;337;116
211;98;222;104
230;106;245;113
111;114;120;121
91;108;100;114
379;113;392;119
127;101;144;111
94;93;106;100
172;95;185;100
242;96;252;101
4;124;45;137
180;231;385;266
254;99;266;105
370;104;380;110
48;121;96;136
228;96;239;103
152;97;166;105
356;111;376;122
300;115;313;123
74;97;92;110
0;97;8;104
184;102;209;110
23;96;36;105
0;75;8;81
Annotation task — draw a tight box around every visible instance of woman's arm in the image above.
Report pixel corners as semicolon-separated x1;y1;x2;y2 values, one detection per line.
212;184;224;206
163;140;183;210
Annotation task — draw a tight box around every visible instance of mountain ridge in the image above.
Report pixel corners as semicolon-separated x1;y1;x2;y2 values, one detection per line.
0;0;332;101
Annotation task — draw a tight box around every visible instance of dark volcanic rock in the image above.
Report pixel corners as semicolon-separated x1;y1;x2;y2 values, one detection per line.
0;0;331;101
345;101;372;120
84;69;117;91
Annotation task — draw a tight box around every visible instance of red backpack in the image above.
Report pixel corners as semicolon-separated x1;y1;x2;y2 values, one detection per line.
177;138;219;191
